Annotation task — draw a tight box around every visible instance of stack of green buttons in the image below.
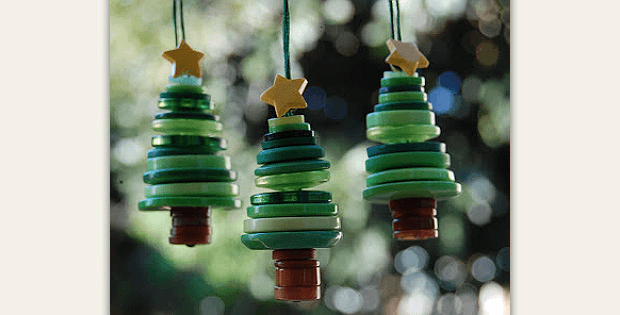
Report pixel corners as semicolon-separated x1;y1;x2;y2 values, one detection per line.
139;81;241;211
241;115;342;250
363;71;461;203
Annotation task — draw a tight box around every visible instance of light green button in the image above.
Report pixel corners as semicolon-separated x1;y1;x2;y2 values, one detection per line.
366;152;450;173
379;91;427;103
255;170;330;191
139;196;242;211
366;110;435;128
363;181;461;203
383;71;417;78
152;119;223;136
147;155;231;171
165;84;204;94
269;122;311;133
243;216;341;233
367;168;454;187
268;115;305;130
367;124;440;144
145;182;239;198
241;231;342;250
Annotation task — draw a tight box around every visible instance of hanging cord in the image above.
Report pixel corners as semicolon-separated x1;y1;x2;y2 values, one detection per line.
395;0;401;41
173;0;186;47
282;0;291;80
388;0;402;41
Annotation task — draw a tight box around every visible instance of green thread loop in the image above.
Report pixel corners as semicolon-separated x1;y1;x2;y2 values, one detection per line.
282;0;291;80
173;0;186;47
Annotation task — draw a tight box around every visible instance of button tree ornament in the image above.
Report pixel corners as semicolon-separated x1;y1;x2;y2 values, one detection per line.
138;1;241;246
363;0;460;240
240;75;342;301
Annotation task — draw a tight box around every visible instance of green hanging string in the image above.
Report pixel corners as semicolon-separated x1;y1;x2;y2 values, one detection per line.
282;0;294;117
395;0;401;41
282;0;291;80
388;0;402;41
388;0;395;39
173;0;186;47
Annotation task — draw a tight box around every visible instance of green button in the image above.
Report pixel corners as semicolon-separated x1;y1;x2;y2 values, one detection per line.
255;170;330;190
164;84;205;94
155;111;219;121
366;168;455;186
381;76;424;87
159;92;210;100
270;122;311;133
158;98;213;111
147;155;231;170
366;110;435;128
151;135;226;151
367;142;445;157
267;115;305;130
145;182;239;198
247;203;337;218
366;152;450;173
374;101;433;112
367;124;440;143
378;91;426;103
362;181;461;203
143;168;237;184
264;129;314;141
261;136;317;150
243;216;340;233
240;231;342;250
379;85;424;94
152;119;223;136
147;147;219;158
255;160;330;176
139;196;242;211
250;191;332;205
382;71;419;78
256;145;324;164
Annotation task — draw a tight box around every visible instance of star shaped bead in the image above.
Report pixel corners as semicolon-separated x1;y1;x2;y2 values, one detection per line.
162;40;205;78
260;75;308;118
385;39;429;76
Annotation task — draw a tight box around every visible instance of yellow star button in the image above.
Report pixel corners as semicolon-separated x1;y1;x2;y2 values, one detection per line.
162;40;205;78
260;75;308;118
385;39;429;76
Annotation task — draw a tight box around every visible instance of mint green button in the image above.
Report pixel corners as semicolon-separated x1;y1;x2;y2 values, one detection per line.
366;152;450;173
243;216;341;233
145;182;239;198
256;145;324;164
247;203;338;218
268;115;305;130
152;119;223;136
147;155;230;170
363;181;461;203
366;168;454;186
143;168;237;184
383;71;417;78
241;231;342;250
165;84;204;94
139;196;242;211
255;170;330;190
367;124;440;143
378;91;426;103
366;110;435;128
270;123;311;133
157;98;213;111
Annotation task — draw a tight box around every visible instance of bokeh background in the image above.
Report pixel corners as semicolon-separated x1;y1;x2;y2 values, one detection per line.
110;0;510;314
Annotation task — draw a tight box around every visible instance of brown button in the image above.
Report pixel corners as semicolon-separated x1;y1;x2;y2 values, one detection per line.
168;207;211;246
272;249;321;301
389;198;438;240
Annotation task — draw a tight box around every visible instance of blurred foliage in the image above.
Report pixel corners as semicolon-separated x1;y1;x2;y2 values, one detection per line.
110;0;510;314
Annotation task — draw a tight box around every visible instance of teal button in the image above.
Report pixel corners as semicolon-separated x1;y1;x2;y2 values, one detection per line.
256;145;324;164
255;160;330;176
362;181;461;203
143;168;237;184
139;196;242;211
241;231;342;250
250;191;332;205
247;203;338;218
366;151;450;173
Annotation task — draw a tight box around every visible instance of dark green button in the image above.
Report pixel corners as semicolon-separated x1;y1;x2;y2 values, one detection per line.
367;142;445;157
381;76;424;87
159;92;210;100
155;111;219;121
147;147;218;158
256;145;324;164
247;203;338;218
151;135;226;150
374;101;433;112
261;136;317;150
139;196;242;211
255;159;330;176
379;85;424;94
264;129;314;141
365;152;450;173
240;231;342;250
250;191;332;205
158;98;213;111
143;168;237;184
